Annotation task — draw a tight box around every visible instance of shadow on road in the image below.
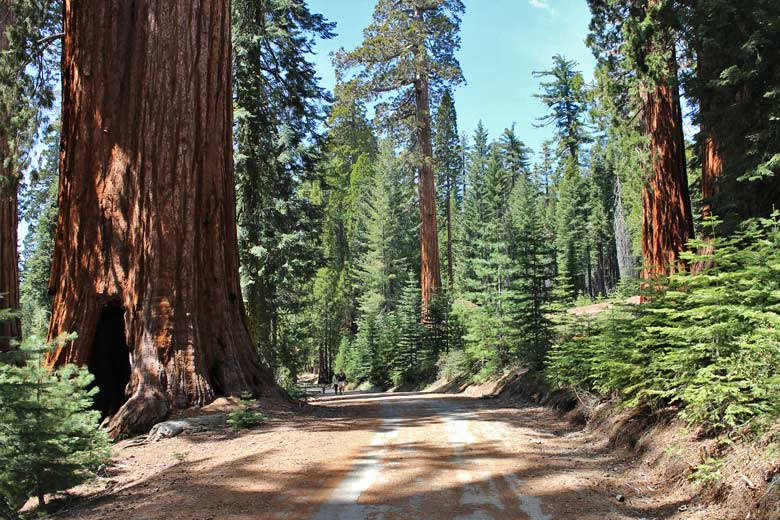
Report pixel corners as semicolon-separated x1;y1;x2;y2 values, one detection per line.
46;391;692;520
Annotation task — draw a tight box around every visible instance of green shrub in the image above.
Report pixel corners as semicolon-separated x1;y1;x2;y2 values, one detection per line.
226;395;266;430
690;457;725;487
546;214;780;431
0;328;111;510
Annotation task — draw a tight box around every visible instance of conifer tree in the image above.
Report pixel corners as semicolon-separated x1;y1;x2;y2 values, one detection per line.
460;145;521;370
321;101;378;337
509;174;555;367
533;55;591;162
554;157;589;299
0;332;110;510
391;275;425;385
680;0;779;231
500;125;532;191
586;143;619;295
587;0;694;277
589;62;646;280
18;125;59;337
0;1;60;350
233;0;333;371
434;89;462;289
357;141;409;311
457;123;490;292
310;267;344;383
334;0;466;315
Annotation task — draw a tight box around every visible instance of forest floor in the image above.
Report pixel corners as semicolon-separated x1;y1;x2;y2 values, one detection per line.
35;388;751;520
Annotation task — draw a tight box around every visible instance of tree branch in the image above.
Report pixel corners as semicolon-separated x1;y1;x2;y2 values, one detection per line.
36;32;63;48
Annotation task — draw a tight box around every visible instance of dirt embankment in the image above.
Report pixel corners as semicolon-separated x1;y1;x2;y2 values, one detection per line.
453;367;780;520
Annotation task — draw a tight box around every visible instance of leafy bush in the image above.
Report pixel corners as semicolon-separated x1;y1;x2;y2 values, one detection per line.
0;328;111;510
546;214;780;431
226;394;266;430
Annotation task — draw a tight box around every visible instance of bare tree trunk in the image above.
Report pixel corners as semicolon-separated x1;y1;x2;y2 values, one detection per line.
47;0;277;438
614;176;635;280
416;77;442;317
0;7;20;351
641;58;694;279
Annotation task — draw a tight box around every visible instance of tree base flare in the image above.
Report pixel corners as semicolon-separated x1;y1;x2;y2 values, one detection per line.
105;386;169;439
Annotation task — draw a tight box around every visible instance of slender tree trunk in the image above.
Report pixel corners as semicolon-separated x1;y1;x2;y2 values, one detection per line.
47;0;277;438
640;52;694;278
0;7;20;351
446;183;454;289
700;135;722;222
614;176;635;280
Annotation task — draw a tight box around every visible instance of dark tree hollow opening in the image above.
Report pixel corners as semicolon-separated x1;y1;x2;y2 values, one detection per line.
88;305;131;420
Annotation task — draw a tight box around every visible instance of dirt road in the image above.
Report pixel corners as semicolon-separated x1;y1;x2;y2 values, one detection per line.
54;392;658;520
307;392;629;520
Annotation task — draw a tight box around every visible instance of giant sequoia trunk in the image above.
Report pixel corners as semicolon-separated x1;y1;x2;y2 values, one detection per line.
0;7;20;351
416;75;442;317
640;54;694;278
47;0;276;438
413;8;442;318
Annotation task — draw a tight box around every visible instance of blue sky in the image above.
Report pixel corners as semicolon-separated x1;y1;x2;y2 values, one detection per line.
307;0;597;160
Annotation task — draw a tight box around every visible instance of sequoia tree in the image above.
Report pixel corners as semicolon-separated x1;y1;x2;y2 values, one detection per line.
334;0;465;316
637;1;693;277
588;0;693;278
46;0;276;438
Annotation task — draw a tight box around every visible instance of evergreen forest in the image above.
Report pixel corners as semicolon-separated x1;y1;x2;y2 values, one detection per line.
0;0;778;517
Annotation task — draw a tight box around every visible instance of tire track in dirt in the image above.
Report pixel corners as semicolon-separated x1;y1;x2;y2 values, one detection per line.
312;394;562;520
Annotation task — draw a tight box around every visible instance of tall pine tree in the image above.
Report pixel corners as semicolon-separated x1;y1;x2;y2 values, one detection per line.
334;0;465;316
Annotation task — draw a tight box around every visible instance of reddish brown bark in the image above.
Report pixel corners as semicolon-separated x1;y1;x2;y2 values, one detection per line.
0;6;21;351
0;179;20;351
701;136;722;221
414;6;442;318
691;132;722;271
689;48;726;273
698;48;724;226
47;0;277;438
641;59;695;279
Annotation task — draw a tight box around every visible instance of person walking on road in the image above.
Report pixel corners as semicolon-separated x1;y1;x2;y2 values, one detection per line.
336;370;347;395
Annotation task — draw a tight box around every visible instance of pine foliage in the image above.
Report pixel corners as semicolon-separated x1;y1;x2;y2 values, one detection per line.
0;331;110;510
547;214;780;431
